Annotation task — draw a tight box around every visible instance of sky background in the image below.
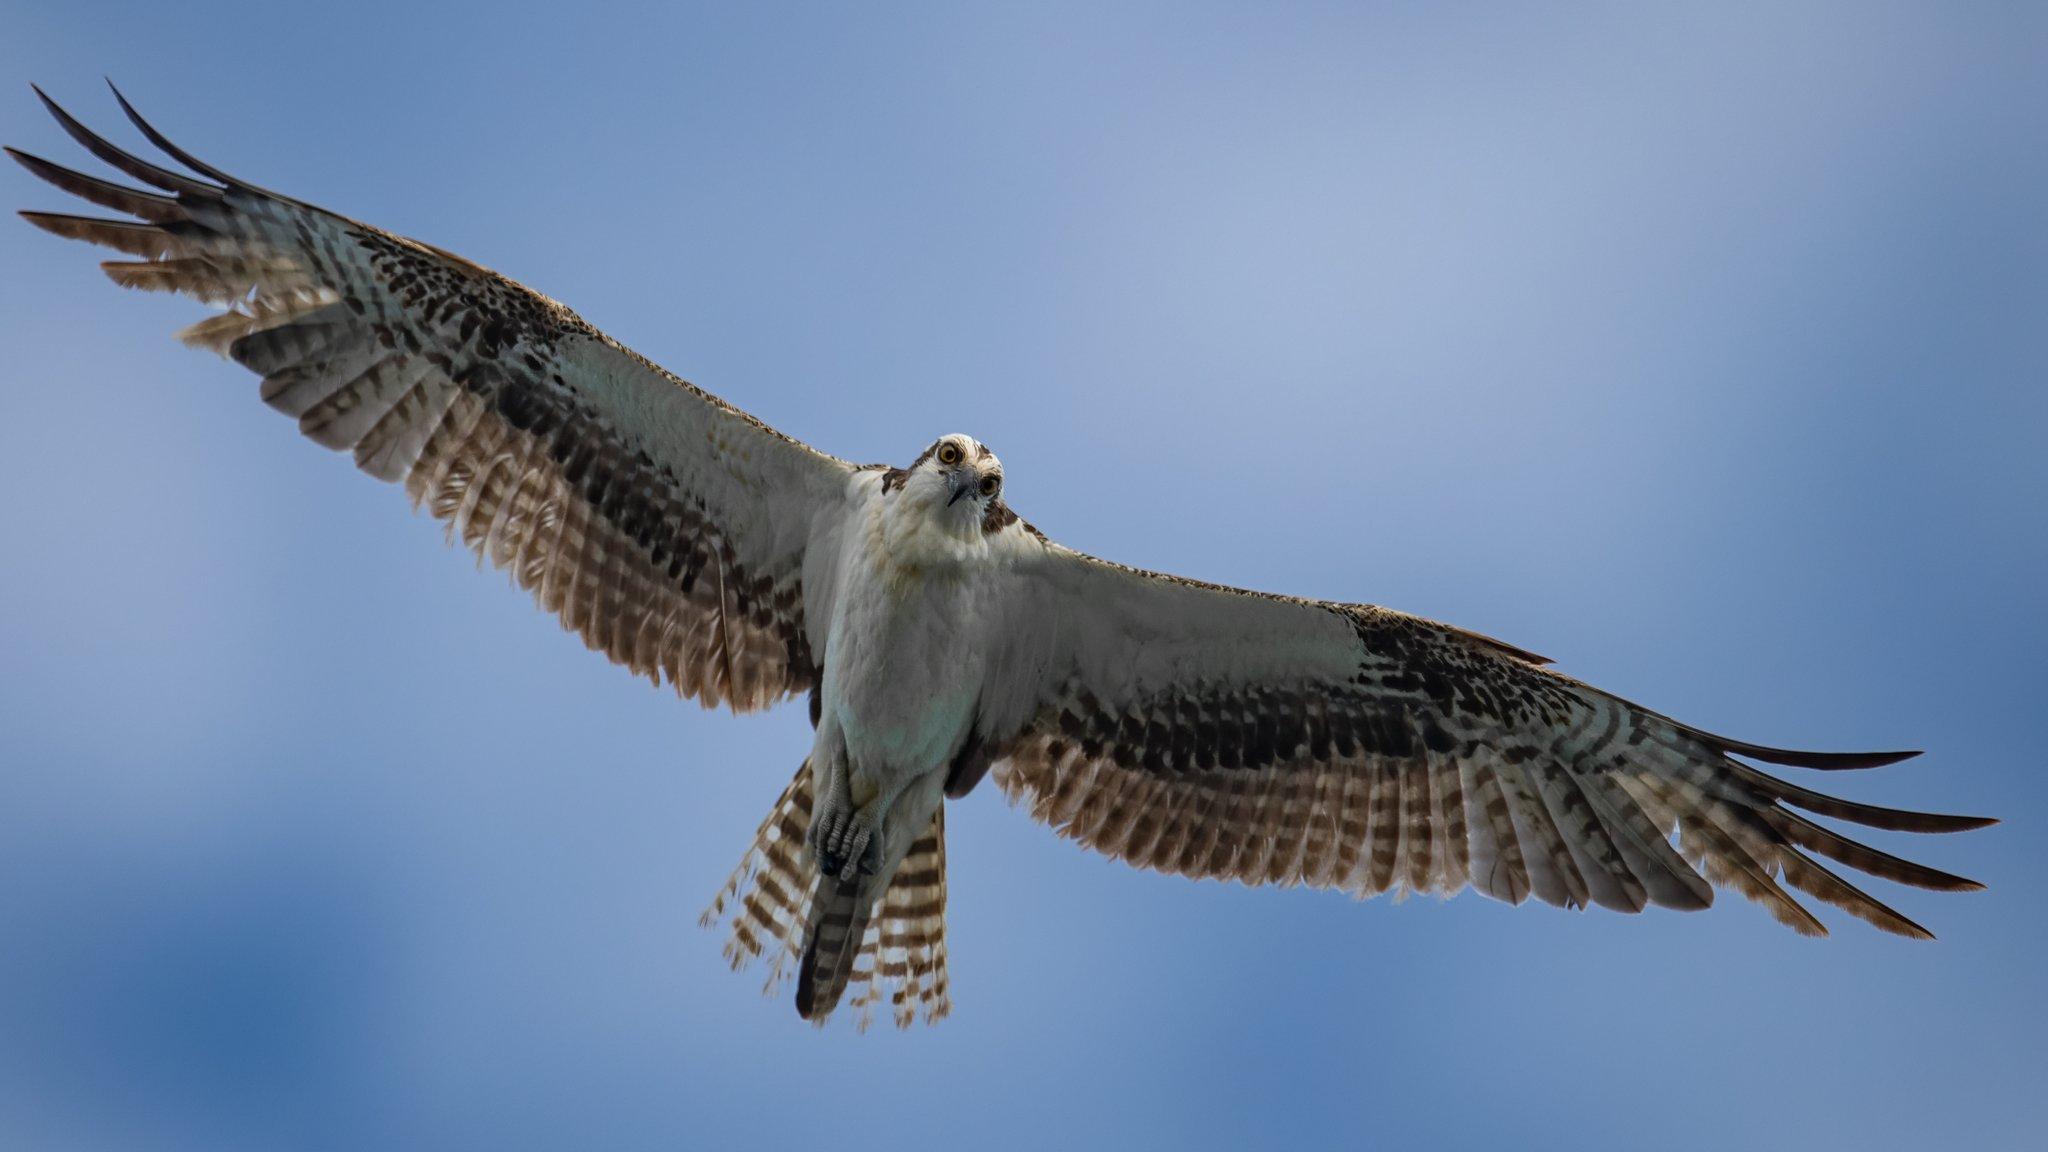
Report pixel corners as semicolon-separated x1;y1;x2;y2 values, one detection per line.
2;3;2043;1149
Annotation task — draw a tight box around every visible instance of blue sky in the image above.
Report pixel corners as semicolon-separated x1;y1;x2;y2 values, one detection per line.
1;3;2043;1149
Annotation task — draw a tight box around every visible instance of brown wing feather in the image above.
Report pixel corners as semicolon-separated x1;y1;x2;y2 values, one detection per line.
989;598;1989;938
15;89;852;711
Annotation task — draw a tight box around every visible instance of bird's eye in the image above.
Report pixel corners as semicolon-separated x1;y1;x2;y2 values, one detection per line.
936;442;961;466
979;475;999;497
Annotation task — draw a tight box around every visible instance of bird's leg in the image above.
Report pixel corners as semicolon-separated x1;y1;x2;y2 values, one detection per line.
827;809;880;883
817;770;918;883
807;741;856;878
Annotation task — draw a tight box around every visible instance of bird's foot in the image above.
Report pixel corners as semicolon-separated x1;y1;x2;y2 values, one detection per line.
809;796;847;876
812;806;882;882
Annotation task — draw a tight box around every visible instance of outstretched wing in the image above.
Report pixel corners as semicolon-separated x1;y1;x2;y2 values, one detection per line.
13;86;856;711
964;538;1991;937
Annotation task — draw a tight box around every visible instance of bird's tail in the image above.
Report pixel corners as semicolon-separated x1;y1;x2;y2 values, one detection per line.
700;760;951;1028
796;872;873;1022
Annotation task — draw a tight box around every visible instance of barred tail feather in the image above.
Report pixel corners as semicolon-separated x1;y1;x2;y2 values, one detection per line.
699;763;817;990
846;808;951;1029
796;876;869;1024
700;763;951;1029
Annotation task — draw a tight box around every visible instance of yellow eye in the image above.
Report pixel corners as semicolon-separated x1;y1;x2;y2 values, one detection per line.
936;442;961;466
979;475;999;497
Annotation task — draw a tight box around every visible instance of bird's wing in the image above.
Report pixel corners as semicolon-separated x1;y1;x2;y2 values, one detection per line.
13;87;858;712
962;535;1990;937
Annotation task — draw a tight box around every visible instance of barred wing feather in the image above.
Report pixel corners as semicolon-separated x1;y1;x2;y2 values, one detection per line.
14;85;854;711
975;544;1990;937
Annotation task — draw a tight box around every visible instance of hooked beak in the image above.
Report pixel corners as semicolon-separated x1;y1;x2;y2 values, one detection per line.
946;469;974;507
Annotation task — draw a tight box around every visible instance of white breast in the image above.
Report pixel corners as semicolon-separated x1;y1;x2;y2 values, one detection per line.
819;484;1001;783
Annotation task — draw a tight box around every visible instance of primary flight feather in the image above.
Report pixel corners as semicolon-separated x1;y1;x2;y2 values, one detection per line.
14;85;1992;1029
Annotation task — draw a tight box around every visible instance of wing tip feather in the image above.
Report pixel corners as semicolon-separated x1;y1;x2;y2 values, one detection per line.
1721;739;1923;771
105;78;229;184
27;81;222;198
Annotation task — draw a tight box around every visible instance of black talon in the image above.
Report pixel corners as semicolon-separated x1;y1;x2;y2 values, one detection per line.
819;849;845;877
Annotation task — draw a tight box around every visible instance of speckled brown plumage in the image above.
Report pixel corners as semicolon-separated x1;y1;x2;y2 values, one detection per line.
15;85;836;712
985;601;1987;936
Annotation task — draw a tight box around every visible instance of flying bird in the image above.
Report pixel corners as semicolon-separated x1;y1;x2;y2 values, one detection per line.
13;86;1993;1028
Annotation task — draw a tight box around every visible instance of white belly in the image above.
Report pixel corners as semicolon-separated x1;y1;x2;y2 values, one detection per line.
820;522;989;787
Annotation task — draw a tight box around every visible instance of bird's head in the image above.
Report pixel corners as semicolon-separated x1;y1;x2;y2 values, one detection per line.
887;433;1006;535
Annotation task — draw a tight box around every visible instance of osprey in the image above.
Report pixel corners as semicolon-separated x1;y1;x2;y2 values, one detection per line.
14;87;1992;1028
